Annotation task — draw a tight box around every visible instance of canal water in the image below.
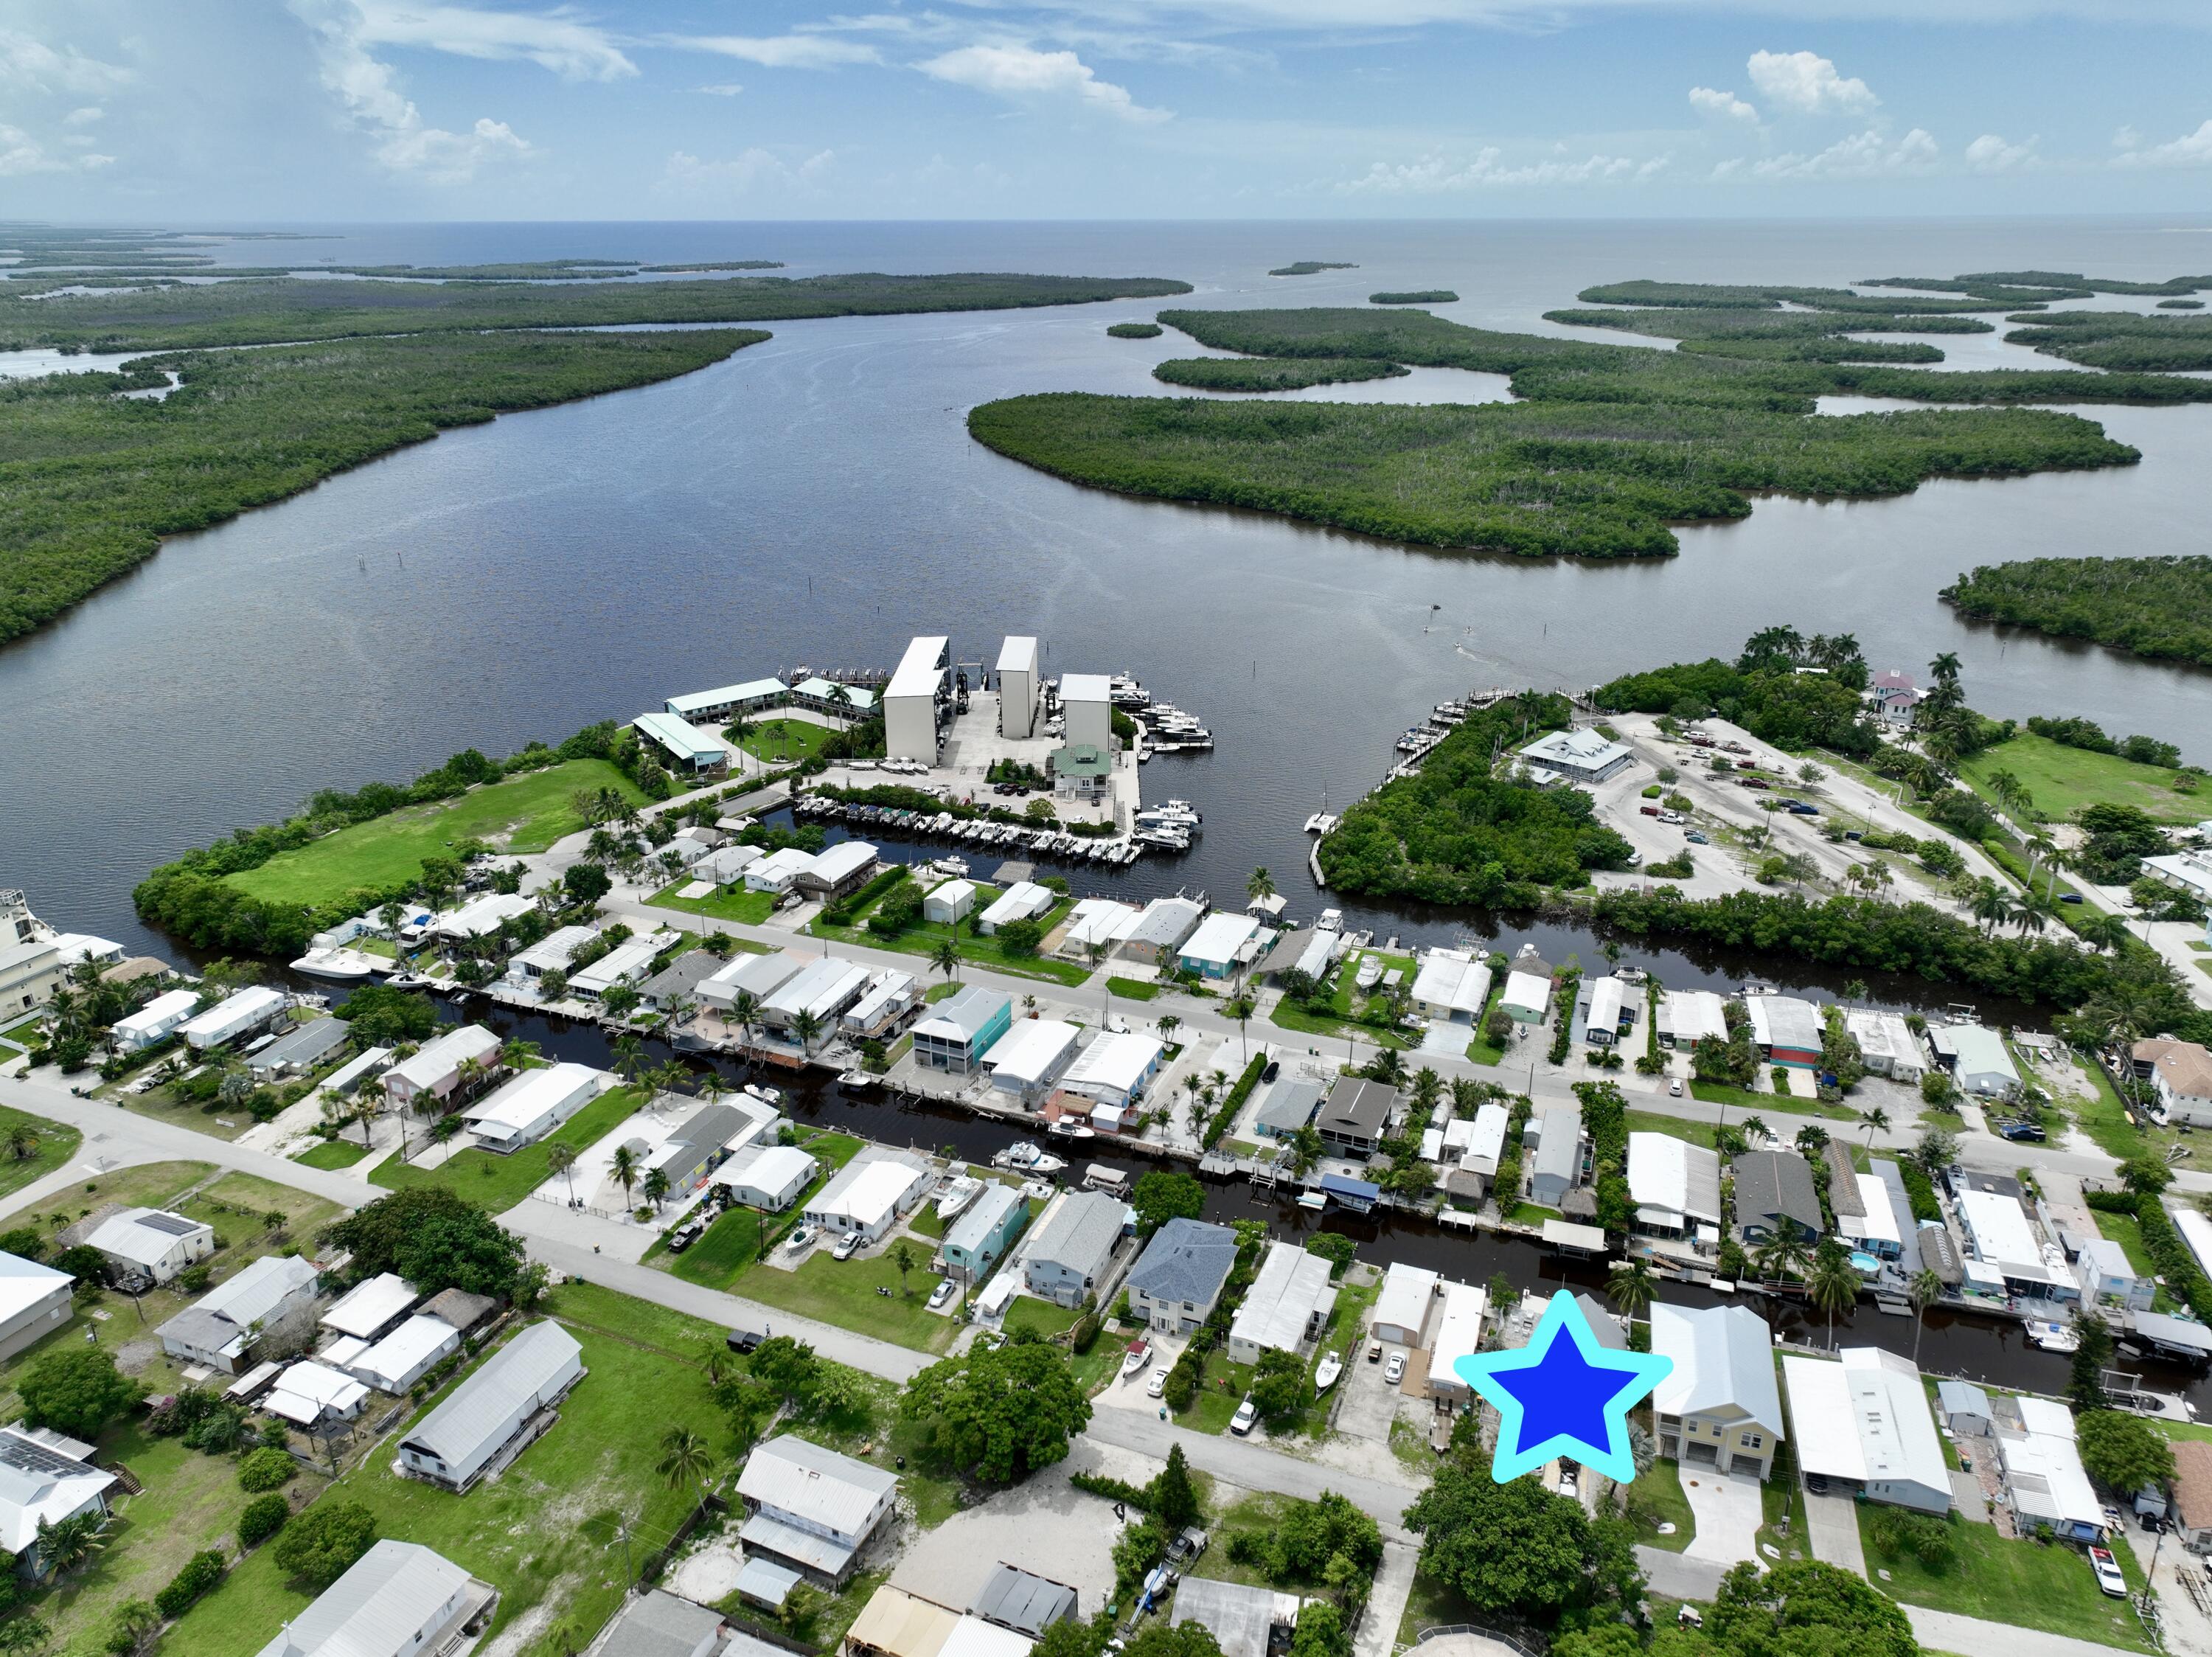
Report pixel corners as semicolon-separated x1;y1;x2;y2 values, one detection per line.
424;987;2209;1410
5;218;2208;994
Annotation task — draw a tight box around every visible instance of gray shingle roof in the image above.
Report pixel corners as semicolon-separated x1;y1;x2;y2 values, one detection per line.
972;1564;1079;1635
1125;1218;1238;1307
599;1589;725;1657
1732;1150;1822;1234
1026;1190;1124;1275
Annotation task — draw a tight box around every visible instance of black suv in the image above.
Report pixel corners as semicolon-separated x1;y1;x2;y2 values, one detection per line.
726;1328;765;1354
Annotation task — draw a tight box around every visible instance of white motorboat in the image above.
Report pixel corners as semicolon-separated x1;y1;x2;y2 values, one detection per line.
1314;1352;1343;1392
2026;1320;2081;1354
1121;1338;1153;1378
994;1141;1069;1174
936;1175;983;1220
1354;958;1385;992
289;947;380;982
838;1069;878;1089
1048;1119;1096;1139
1316;909;1343;932
744;1083;783;1105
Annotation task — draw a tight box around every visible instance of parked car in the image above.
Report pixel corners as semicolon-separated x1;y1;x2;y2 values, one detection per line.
667;1219;705;1254
832;1232;862;1261
1639;805;1661;817
785;1224;818;1253
1738;777;1772;791
928;1279;958;1311
1169;1527;1210;1565
1686;831;1710;845
1669;1080;1684;1097
1231;1397;1257;1436
1147;1367;1170;1398
1788;803;1820;816
725;1328;765;1354
1366;1340;1384;1364
2059;892;2085;905
2089;1545;2128;1598
1804;1473;1830;1496
1384;1353;1407;1385
1998;1119;2048;1143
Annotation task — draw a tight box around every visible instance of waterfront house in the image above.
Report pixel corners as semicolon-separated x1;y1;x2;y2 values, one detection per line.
790;675;877;719
884;636;952;763
632;711;728;776
1846;1010;1926;1083
1627;1133;1722;1243
738;1434;900;1587
637;951;724;1015
2074;1235;2154;1311
0;1427;119;1577
381;1023;503;1112
0;938;62;1017
698;948;807;1013
1178;912;1267;981
569;936;666;1001
1650;1303;1784;1479
1316;1077;1396;1158
507;924;599;987
398;1321;585;1492
1574;976;1630;1046
666;677;787;725
110;987;201;1053
1425;1282;1492;1403
1251;1076;1322;1142
805;1148;932;1245
1781;1347;1950;1513
156;1253;320;1374
1837;1171;1902;1261
1956;1184;2075;1303
941;1182;1026;1284
712;1144;818;1213
1120;897;1206;967
462;1062;610;1153
1995;1397;2106;1541
85;1207;215;1288
1125;1218;1239;1335
2134;1038;2212;1127
1057;898;1141;961
1409;951;1491;1026
246;1015;349;1082
746;847;817;894
178;985;288;1052
761;959;874;1043
797;841;880;904
984;1019;1081;1108
1929;1024;2020;1098
1050;743;1112;804
1867;670;1923;726
1515;727;1632;784
1371;1262;1440;1347
1499;970;1551;1026
1226;1240;1335;1365
254;1541;492;1657
0;1253;73;1362
842;970;921;1041
912;986;1012;1075
1746;996;1824;1069
1655;989;1729;1050
426;892;534;943
1021;1189;1127;1308
1731;1150;1822;1248
1057;1032;1164;1113
978;882;1056;936
1526;1105;1584;1208
924;880;977;925
653;1099;776;1198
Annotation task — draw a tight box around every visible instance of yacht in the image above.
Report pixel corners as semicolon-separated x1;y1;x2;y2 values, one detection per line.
289;947;380;982
1048;1119;1096;1139
1316;909;1343;932
2025;1321;2080;1354
993;1142;1068;1175
1355;957;1385;991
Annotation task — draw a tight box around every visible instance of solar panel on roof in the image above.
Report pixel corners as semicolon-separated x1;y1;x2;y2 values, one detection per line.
0;1433;90;1476
139;1213;200;1237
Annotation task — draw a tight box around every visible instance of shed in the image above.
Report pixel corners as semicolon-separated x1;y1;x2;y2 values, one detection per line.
1371;1262;1439;1346
925;880;978;925
1936;1380;1994;1434
970;1563;1078;1636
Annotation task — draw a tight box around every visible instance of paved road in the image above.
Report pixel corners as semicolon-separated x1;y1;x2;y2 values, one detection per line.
1637;1547;1725;1602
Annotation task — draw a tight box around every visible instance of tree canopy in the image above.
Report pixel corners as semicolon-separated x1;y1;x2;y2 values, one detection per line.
320;1187;529;1302
1130;1171;1206;1234
333;984;441;1047
1402;1466;1641;1625
270;1501;379;1590
19;1347;144;1440
2076;1409;2175;1496
900;1339;1093;1483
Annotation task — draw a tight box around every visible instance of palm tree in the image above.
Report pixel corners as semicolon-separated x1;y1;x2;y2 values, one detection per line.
1969;880;2015;937
656;1424;714;1507
1858;1107;1891;1148
501;1037;540;1069
1808;1242;1860;1351
4;1122;38;1162
1607;1257;1657;1319
791;1007;826;1055
611;1032;647;1083
611;1144;641;1209
1158;1013;1181;1044
931;935;962;988
35;1509;108;1579
642;1168;672;1213
1793;1125;1829;1158
350;1085;380;1149
547;1141;580;1201
1755;1232;1807;1285
2078;911;2132;956
890;1240;916;1296
1247;866;1275;906
729;990;760;1049
1740;1115;1770;1147
1908;1267;1944;1367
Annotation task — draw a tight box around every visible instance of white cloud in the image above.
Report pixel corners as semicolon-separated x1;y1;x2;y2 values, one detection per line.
0;27;133;94
1343;147;1666;192
2115;118;2212;168
1689;86;1759;123
1746;50;1877;114
0;120;114;176
291;0;535;182
694;83;744;96
919;44;1170;123
63;105;104;126
660;146;837;196
349;1;634;80
667;34;881;69
1750;126;1936;178
1964;132;2035;171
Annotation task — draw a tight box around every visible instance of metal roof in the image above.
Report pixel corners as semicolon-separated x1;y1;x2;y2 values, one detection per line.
1060;1032;1164;1100
1025;1189;1125;1276
1253;1077;1322;1135
886;636;950;701
944;1182;1024;1258
87;1207;211;1267
1628;1133;1722;1228
632;711;726;765
254;1540;473;1657
385;1024;501;1093
970;1563;1077;1636
914;984;1011;1044
1125;897;1204;949
995;636;1038;674
599;1589;726;1657
1747;994;1824;1054
739;1433;898;1537
320;1272;419;1339
984;1019;1079;1087
1319;1077;1395;1139
0;1251;71;1324
667;677;786;716
1127;1218;1239;1308
737;1556;803;1608
1229;1240;1335;1355
1781;1347;1948;1499
250;1015;349;1069
1650;1303;1784;1438
399;1321;582;1467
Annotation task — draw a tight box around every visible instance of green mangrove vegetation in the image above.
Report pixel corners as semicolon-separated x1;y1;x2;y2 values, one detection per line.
1150;356;1411;391
0;328;765;643
1108;322;1165;338
2157;299;2204;310
2003;310;2212;372
1270;262;1357;276
1316;694;1635;903
1572;279;2005;314
1860;269;2212;301
0;270;1195;351
1941;556;2212;669
1371;291;1458;305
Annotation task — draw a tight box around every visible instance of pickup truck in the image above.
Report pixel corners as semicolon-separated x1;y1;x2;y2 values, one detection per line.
1639;805;1660;817
1736;777;1772;791
1787;802;1820;816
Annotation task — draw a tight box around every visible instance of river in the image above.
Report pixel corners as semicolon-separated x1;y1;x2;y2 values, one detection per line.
4;217;2208;992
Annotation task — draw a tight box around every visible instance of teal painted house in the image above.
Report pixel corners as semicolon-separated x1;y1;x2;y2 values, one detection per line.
941;1183;1027;1284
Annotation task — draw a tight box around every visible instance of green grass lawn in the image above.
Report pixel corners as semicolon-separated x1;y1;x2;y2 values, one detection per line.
1857;1507;2152;1651
1624;1109;1718;1149
1269;948;1421;1049
369;1085;642;1209
665;1207;765;1288
1396;1571;1485;1651
649;883;778;925
226;759;644;907
0;1102;81;1200
1180;1349;1258;1435
737;718;838;765
2087;1210;2176;1311
1629;1456;1697;1553
1960;732;2205;827
1686;1077;1863;1125
1105;976;1161;1001
725;1209;959;1353
164;1306;728;1657
1003;1297;1081;1340
2052;1051;2177;1163
1506;1202;1560;1227
813;896;1089;987
292;1138;370;1170
1462;984;1510;1065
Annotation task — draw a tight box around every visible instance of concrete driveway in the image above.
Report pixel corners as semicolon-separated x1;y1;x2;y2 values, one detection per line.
1801;1489;1866;1574
1679;1469;1764;1571
1335;1346;1403;1442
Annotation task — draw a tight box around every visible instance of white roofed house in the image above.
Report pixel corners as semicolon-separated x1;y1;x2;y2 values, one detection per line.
2074;1236;2153;1313
461;1062;611;1153
505;924;599;989
319;1273;419;1343
0;1427;120;1577
1928;1023;2020;1099
762;958;874;1048
156;1254;321;1374
1575;976;1630;1046
1627;1133;1722;1247
1781;1347;1950;1514
941;1181;1027;1285
698;948;806;1013
253;1540;495;1657
911;985;1013;1074
84;1207;215;1288
925;880;978;926
1022;1189;1128;1308
397;1321;585;1492
1516;726;1632;784
179;985;288;1052
1745;995;1824;1069
695;843;763;887
1837;1173;1902;1262
110;987;201;1053
984;1019;1082;1108
978;882;1056;937
1846;1009;1926;1083
379;1023;503;1113
1995;1397;2107;1543
746;847;818;894
0;1252;74;1363
1178;912;1267;982
712;1144;819;1213
1410;951;1492;1026
1956;1185;2076;1305
1056;1032;1166;1113
796;841;880;904
737;1433;900;1587
1057;899;1141;962
265;1361;371;1431
568;936;667;1001
344;1313;464;1394
1650;1303;1785;1479
804;1148;932;1246
1425;1282;1492;1403
1655;989;1729;1050
425;892;534;944
666;676;787;724
1226;1240;1336;1366
1499;970;1551;1026
842;970;922;1041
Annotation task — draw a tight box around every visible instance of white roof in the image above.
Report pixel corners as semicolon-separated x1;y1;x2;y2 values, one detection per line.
0;1427;115;1555
697;844;763;883
386;1024;501;1093
1059;673;1111;704
980;881;1054;928
1651;1303;1784;1437
462;1063;608;1139
914;984;1011;1045
996;636;1038;673
812;1153;931;1230
1180;911;1262;968
1959;1188;2044;1274
2176;1208;2212;1280
632;710;725;765
1411;952;1490;1017
1580;976;1627;1032
2000;1403;2103;1532
1930;1023;2019;1084
0;1251;72;1322
87;1207;211;1268
738;1433;898;1535
266;1361;369;1424
1627;1132;1723;1228
1374;1262;1439;1339
1229;1241;1335;1355
569;937;662;994
1660;989;1731;1045
927;878;978;910
351;1314;460;1389
1462;1103;1509;1170
1060;1032;1164;1099
667;676;785;716
808;841;877;886
765;957;873;1023
400;1321;582;1467
429;892;532;939
1846;1008;1921;1069
1063;898;1141;950
1519;727;1630;773
985;1019;1081;1087
1429;1282;1489;1380
178;985;286;1041
712;1144;818;1198
748;846;817;885
192;1253;319;1328
1500;970;1550;1014
844;970;919;1027
321;1273;419;1338
887;636;950;701
511;925;599;974
1781;1347;1947;1498
702;948;807;1004
255;1539;473;1657
1841;1173;1901;1248
113;988;199;1040
1747;995;1823;1054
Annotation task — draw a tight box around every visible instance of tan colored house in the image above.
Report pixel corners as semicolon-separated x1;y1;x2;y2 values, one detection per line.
2136;1038;2212;1128
1651;1303;1785;1479
2172;1439;2212;1553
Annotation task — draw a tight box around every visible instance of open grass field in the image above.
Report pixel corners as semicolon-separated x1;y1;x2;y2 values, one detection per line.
648;883;779;925
1629;1456;1697;1552
292;1138;370;1170
1002;1296;1081;1340
1857;1507;2153;1650
811;889;1089;986
1268;948;1420;1052
737;719;838;765
227;759;645;906
369;1085;644;1210
164;1306;731;1657
728;1243;962;1352
0;1102;81;1200
1624;1109;1719;1149
1959;732;2204;827
1105;976;1161;1001
665;1207;764;1289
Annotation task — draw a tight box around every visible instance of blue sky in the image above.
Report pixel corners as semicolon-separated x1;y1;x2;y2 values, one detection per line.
5;0;2211;220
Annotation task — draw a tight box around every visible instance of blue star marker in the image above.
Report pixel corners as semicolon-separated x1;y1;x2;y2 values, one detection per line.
1453;1290;1672;1485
